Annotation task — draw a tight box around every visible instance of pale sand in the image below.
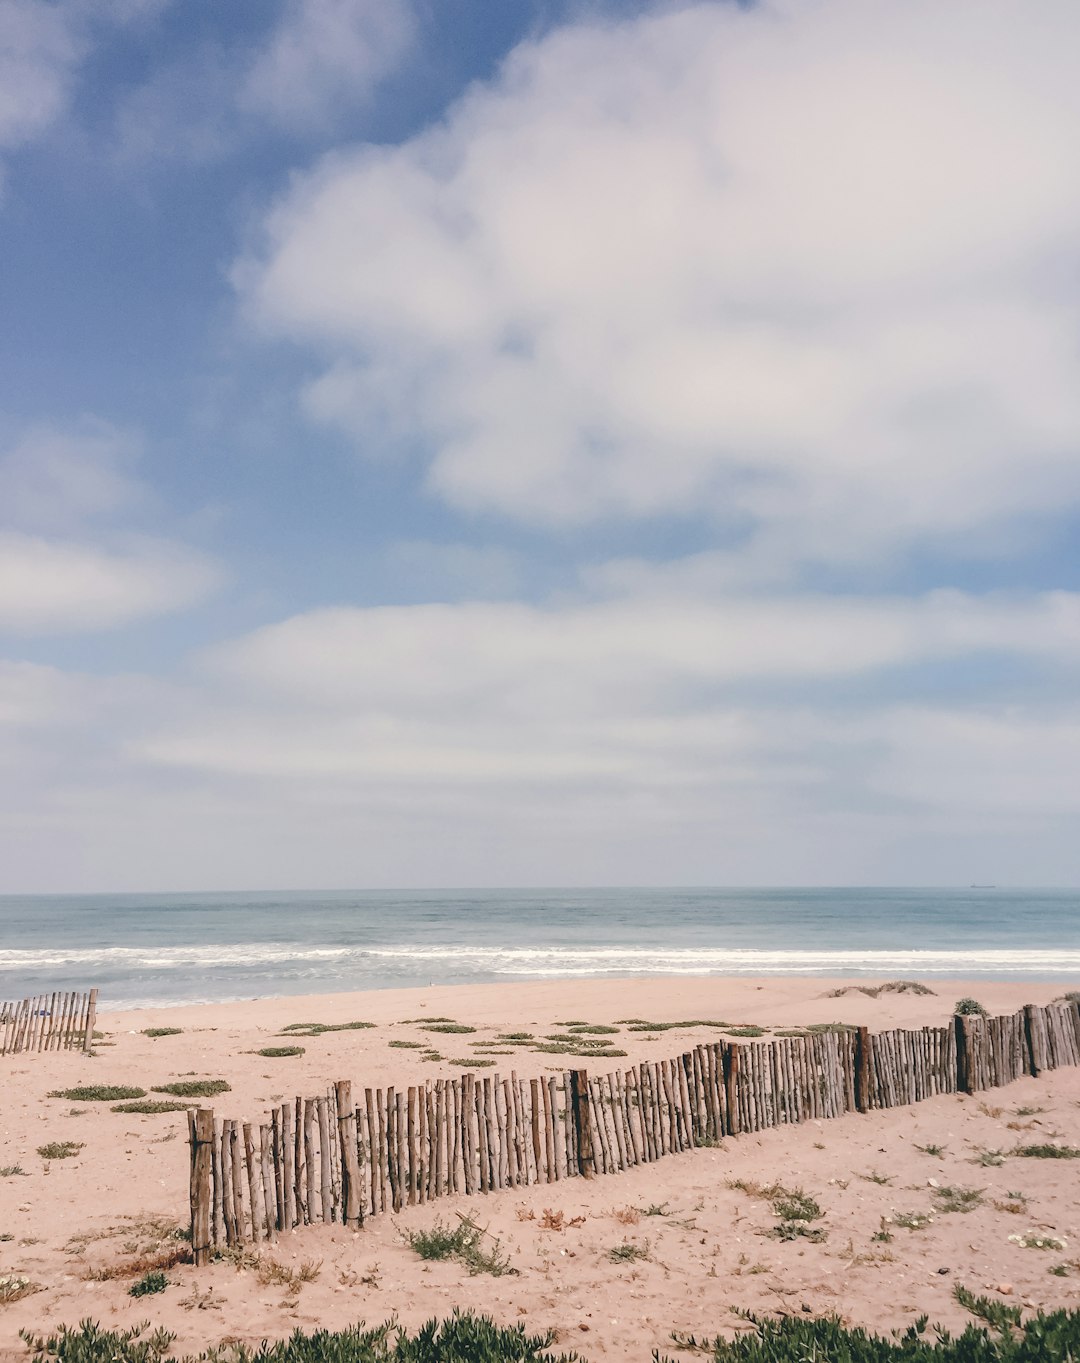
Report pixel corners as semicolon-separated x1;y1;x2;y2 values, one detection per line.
3;977;1080;1360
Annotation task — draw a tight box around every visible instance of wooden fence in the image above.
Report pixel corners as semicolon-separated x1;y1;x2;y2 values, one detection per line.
0;988;98;1056
187;999;1080;1266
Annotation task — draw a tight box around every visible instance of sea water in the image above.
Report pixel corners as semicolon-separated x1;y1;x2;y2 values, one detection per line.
0;886;1078;1010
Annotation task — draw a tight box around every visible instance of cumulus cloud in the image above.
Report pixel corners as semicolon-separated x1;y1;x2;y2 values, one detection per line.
0;421;144;531
0;0;83;161
240;0;1080;573
0;532;219;634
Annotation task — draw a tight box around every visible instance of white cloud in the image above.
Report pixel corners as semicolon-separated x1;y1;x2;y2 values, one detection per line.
241;0;414;131
0;421;144;531
241;0;1080;572
0;0;83;157
0;532;219;634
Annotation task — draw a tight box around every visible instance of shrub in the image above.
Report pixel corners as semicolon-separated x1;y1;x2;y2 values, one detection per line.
255;1046;304;1058
142;1028;183;1038
422;1023;476;1034
954;998;988;1017
406;1217;516;1277
152;1079;230;1098
37;1141;83;1160
129;1270;168;1298
48;1085;146;1102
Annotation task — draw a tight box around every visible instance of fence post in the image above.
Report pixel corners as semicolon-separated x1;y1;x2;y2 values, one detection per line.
570;1069;595;1178
1023;1003;1041;1077
190;1108;215;1266
955;1014;972;1094
854;1026;871;1112
82;989;98;1054
723;1043;740;1136
336;1080;363;1228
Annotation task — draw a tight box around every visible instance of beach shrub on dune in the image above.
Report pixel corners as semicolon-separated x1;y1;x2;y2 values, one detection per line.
255;1046;304;1058
152;1079;230;1098
142;1028;183;1038
48;1086;146;1102
279;1021;375;1036
954;997;988;1017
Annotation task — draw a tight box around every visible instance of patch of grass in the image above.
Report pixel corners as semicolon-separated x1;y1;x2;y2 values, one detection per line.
725;1025;767;1038
129;1270;169;1298
0;1165;26;1177
608;1241;649;1263
1013;1143;1080;1159
971;1148;1006;1167
454;1058;496;1068
566;1024;619;1035
1014;1105;1047;1117
423;1023;477;1034
772;1189;822;1223
915;1143;947;1157
279;1020;375;1035
37;1141;83;1160
498;1032;533;1041
827;980;934;998
932;1185;984;1214
954;997;988;1016
255;1046;304;1058
48;1085;146;1102
406;1215;517;1277
805;1021;855;1034
152;1079;230;1098
619;1019;729;1032
254;1256;322;1290
1010;1231;1067;1250
400;1016;456;1024
111;1100;189;1114
142;1027;183;1038
860;1170;893;1185
389;1040;424;1048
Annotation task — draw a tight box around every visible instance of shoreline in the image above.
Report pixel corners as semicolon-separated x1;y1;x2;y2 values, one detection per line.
4;974;1080;1359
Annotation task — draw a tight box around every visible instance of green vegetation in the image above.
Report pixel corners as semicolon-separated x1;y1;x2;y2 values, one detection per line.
48;1085;146;1102
422;1023;476;1034
142;1028;183;1038
405;1216;516;1277
725;1025;767;1038
617;1019;729;1032
954;997;988;1017
827;980;934;998
1013;1143;1080;1159
255;1046;305;1058
932;1185;984;1213
453;1058;496;1068
388;1040;424;1049
915;1143;947;1157
0;1275;38;1304
608;1241;649;1263
37;1141;83;1160
152;1079;230;1098
279;1021;375;1036
111;1100;190;1114
891;1211;933;1230
729;1179;824;1240
0;1165;26;1177
953;1285;1022;1331
129;1271;168;1298
566;1024;619;1035
20;1313;579;1362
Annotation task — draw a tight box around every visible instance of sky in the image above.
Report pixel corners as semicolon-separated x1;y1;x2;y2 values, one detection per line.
1;0;1079;893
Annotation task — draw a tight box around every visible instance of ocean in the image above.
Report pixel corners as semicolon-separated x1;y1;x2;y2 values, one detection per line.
0;887;1078;1010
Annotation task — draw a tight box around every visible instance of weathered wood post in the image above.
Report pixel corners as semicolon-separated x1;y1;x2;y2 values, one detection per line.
955;1014;972;1095
82;988;98;1054
189;1108;215;1266
722;1043;741;1136
1023;1003;1042;1077
336;1080;363;1228
570;1069;595;1178
854;1026;871;1113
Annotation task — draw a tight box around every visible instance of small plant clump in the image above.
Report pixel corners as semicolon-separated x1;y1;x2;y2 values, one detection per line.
111;1100;189;1114
422;1023;477;1035
890;1210;933;1231
389;1040;424;1049
255;1046;304;1058
1013;1143;1080;1159
0;1275;38;1304
37;1141;83;1160
954;998;988;1017
608;1240;649;1263
152;1079;231;1098
406;1215;516;1277
916;1143;947;1157
0;1165;26;1177
1010;1231;1067;1251
932;1185;984;1214
48;1085;147;1102
279;1021;375;1036
129;1270;169;1298
142;1028;183;1038
954;1284;1022;1331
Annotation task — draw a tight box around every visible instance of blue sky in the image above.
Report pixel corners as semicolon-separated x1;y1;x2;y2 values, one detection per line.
1;0;1079;892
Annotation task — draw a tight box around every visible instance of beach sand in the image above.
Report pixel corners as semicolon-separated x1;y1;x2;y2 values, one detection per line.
3;977;1080;1359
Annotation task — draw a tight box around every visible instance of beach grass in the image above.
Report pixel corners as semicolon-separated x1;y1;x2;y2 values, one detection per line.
48;1085;146;1102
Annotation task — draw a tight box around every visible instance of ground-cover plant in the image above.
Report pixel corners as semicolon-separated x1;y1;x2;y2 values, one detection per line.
1;1165;26;1177
972;1149;1006;1167
566;1024;619;1035
406;1215;516;1277
129;1271;168;1298
279;1021;375;1036
932;1185;984;1213
617;1019;729;1032
37;1141;83;1160
608;1241;649;1263
389;1040;424;1049
422;1023;476;1034
827;980;934;998
953;1285;1022;1331
255;1046;304;1058
890;1210;933;1230
21;1312;582;1362
142;1028;183;1038
1013;1143;1080;1159
453;1058;496;1068
725;1025;767;1038
0;1275;38;1304
954;998;988;1016
151;1080;230;1098
916;1143;947;1157
1010;1232;1068;1250
48;1085;146;1102
111;1100;189;1114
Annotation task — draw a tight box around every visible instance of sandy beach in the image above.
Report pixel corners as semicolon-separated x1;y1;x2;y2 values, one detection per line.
3;976;1080;1360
